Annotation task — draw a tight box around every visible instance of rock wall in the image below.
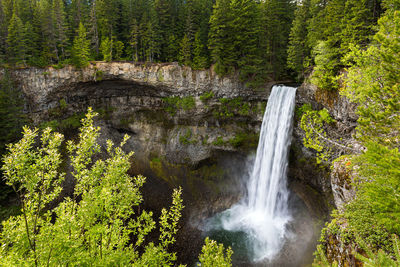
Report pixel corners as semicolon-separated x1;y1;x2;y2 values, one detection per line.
6;62;268;114
287;81;359;219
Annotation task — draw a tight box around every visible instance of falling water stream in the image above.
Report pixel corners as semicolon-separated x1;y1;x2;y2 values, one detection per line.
207;85;297;262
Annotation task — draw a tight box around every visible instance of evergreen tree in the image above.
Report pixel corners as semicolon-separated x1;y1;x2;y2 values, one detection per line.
192;31;209;69
129;18;139;61
287;0;311;79
53;0;69;61
231;0;262;81
88;0;100;57
166;34;179;62
114;39;124;60
71;22;90;68
23;22;37;63
0;3;7;61
100;36;112;61
208;0;235;75
6;10;26;64
30;0;47;66
178;34;191;66
142;10;161;62
155;0;174;61
260;0;294;79
1;0;13;26
97;0;121;39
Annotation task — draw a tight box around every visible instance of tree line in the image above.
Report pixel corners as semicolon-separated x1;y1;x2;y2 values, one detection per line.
2;0;395;86
0;0;296;83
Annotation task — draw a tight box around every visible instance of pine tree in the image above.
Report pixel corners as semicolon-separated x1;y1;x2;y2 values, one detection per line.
340;0;380;53
53;0;69;61
260;0;295;79
1;0;13;26
287;0;311;79
231;0;262;81
114;40;124;60
6;10;26;64
208;0;235;75
39;0;58;63
0;3;7;61
166;34;179;62
100;36;112;61
30;0;47;66
192;31;208;69
88;0;100;57
178;34;191;66
155;0;174;61
97;0;121;39
23;22;36;63
71;22;90;68
129;18;139;61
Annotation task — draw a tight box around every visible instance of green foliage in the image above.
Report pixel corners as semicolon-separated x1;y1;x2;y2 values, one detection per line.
199;91;214;103
260;0;295;80
114;40;125;60
287;0;311;79
178;34;192;66
310;41;340;91
198;237;233;267
0;108;186;266
315;9;400;264
212;136;225;146
163;96;196;116
295;103;312;118
71;22;90;68
6;10;26;64
356;235;400;266
100;37;112;62
208;0;266;81
342;12;400;149
300;107;336;164
214;97;250;119
192;31;209;70
94;70;104;81
345;143;400;241
229;132;258;149
179;129;197;145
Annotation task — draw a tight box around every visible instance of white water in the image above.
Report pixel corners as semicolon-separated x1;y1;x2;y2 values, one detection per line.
220;85;297;261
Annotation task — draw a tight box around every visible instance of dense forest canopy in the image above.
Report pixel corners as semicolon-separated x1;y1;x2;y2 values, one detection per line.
0;0;395;84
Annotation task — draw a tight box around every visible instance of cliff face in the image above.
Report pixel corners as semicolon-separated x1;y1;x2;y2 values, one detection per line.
5;62;271;165
288;81;359;218
11;62;266;114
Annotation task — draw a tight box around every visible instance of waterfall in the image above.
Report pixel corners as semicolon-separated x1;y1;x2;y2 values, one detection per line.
219;85;297;261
